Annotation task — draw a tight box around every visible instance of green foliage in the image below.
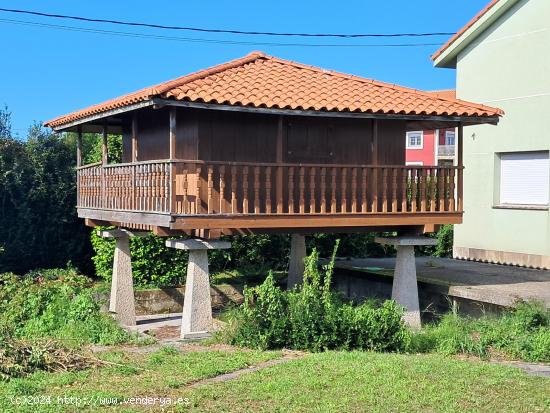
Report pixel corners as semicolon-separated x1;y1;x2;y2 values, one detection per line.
0;108;93;274
90;229;189;287
227;242;410;352
90;231;291;287
0;268;132;345
410;301;550;362
434;224;454;257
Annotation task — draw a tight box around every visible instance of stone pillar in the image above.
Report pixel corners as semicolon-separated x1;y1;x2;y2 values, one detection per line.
98;229;146;327
166;238;231;339
287;234;307;289
375;236;437;330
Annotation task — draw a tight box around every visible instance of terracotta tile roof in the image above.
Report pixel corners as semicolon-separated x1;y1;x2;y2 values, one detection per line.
431;0;500;61
45;52;502;128
428;89;456;100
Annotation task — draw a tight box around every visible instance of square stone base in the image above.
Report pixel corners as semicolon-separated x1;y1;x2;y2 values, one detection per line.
181;331;212;340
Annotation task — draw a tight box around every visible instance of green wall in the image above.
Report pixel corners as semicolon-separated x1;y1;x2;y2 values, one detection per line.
454;0;550;258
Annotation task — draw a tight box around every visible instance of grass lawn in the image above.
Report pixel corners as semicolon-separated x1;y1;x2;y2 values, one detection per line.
191;352;550;413
1;348;549;413
0;346;281;412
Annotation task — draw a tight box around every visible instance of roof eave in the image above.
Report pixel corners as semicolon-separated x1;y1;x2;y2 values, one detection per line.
48;98;501;131
45;100;156;132
433;0;519;68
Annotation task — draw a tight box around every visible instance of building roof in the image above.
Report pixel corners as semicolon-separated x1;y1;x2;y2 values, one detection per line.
432;0;519;68
45;52;502;129
428;89;456;100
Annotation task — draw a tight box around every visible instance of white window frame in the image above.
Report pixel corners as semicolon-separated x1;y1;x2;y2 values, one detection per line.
445;130;455;146
495;151;550;210
406;131;423;149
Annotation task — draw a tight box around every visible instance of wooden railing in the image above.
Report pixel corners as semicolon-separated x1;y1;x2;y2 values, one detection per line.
77;160;463;216
77;160;171;213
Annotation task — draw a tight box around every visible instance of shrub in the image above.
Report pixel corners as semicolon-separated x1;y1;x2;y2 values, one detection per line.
410;301;550;362
226;242;410;352
0;268;133;345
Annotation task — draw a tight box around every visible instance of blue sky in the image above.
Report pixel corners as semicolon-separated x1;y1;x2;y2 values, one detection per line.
0;0;488;136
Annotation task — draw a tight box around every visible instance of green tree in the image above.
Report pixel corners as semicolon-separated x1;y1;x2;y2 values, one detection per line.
0;108;93;274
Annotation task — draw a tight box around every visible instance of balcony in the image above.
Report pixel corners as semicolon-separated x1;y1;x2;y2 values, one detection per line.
77;160;463;232
438;145;455;158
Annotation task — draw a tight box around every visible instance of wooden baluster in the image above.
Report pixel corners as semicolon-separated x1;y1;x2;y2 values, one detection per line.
438;168;446;212
430;168;437;212
411;168;418;212
253;166;260;214
448;168;455;212
276;166;283;214
288;167;295;214
341;167;348;213
299;167;305;214
219;166;226;214
401;168;408;212
207;165;214;214
419;168;426;212
242;166;249;214
371;167;378;213
195;166;202;214
265;166;272;213
361;167;368;213
320;167;327;214
391;168;398;213
182;168;189;214
309;167;316;213
331;167;337;213
382;168;388;213
351;167;357;213
230;166;237;214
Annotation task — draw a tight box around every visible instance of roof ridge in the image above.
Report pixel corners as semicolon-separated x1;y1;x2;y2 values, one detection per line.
262;54;501;114
152;51;266;95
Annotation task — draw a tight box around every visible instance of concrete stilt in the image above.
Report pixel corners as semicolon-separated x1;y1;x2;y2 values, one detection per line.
375;236;437;330
98;229;146;327
287;234;306;289
166;239;231;339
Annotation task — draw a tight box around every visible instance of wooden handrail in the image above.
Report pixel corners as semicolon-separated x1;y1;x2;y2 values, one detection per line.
77;159;463;216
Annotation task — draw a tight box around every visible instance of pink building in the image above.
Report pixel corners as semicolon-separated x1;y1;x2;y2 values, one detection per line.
405;90;457;167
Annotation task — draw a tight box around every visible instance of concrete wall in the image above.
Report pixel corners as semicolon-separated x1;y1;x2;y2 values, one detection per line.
453;0;550;267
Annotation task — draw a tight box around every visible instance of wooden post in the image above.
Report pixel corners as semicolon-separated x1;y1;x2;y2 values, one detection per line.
169;108;177;213
76;125;83;167
457;123;464;212
371;120;379;213
102;122;108;165
131;113;138;162
276;116;284;213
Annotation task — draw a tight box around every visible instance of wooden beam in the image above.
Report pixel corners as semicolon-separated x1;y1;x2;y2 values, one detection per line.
457;123;464;212
276;115;284;213
48;100;155;132
131;113;138;162
169;108;177;213
169;107;177;159
170;212;463;230
84;218;111;227
77;208;171;226
153;99;500;126
76;125;83;167
102;122;108;164
372;119;379;166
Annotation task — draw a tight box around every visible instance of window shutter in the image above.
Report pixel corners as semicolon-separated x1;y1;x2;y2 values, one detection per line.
500;152;549;205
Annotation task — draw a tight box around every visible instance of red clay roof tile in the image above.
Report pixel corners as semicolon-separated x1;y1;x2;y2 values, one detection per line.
45;51;502;128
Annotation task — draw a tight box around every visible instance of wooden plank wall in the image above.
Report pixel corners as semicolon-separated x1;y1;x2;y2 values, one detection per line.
120;107;407;167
